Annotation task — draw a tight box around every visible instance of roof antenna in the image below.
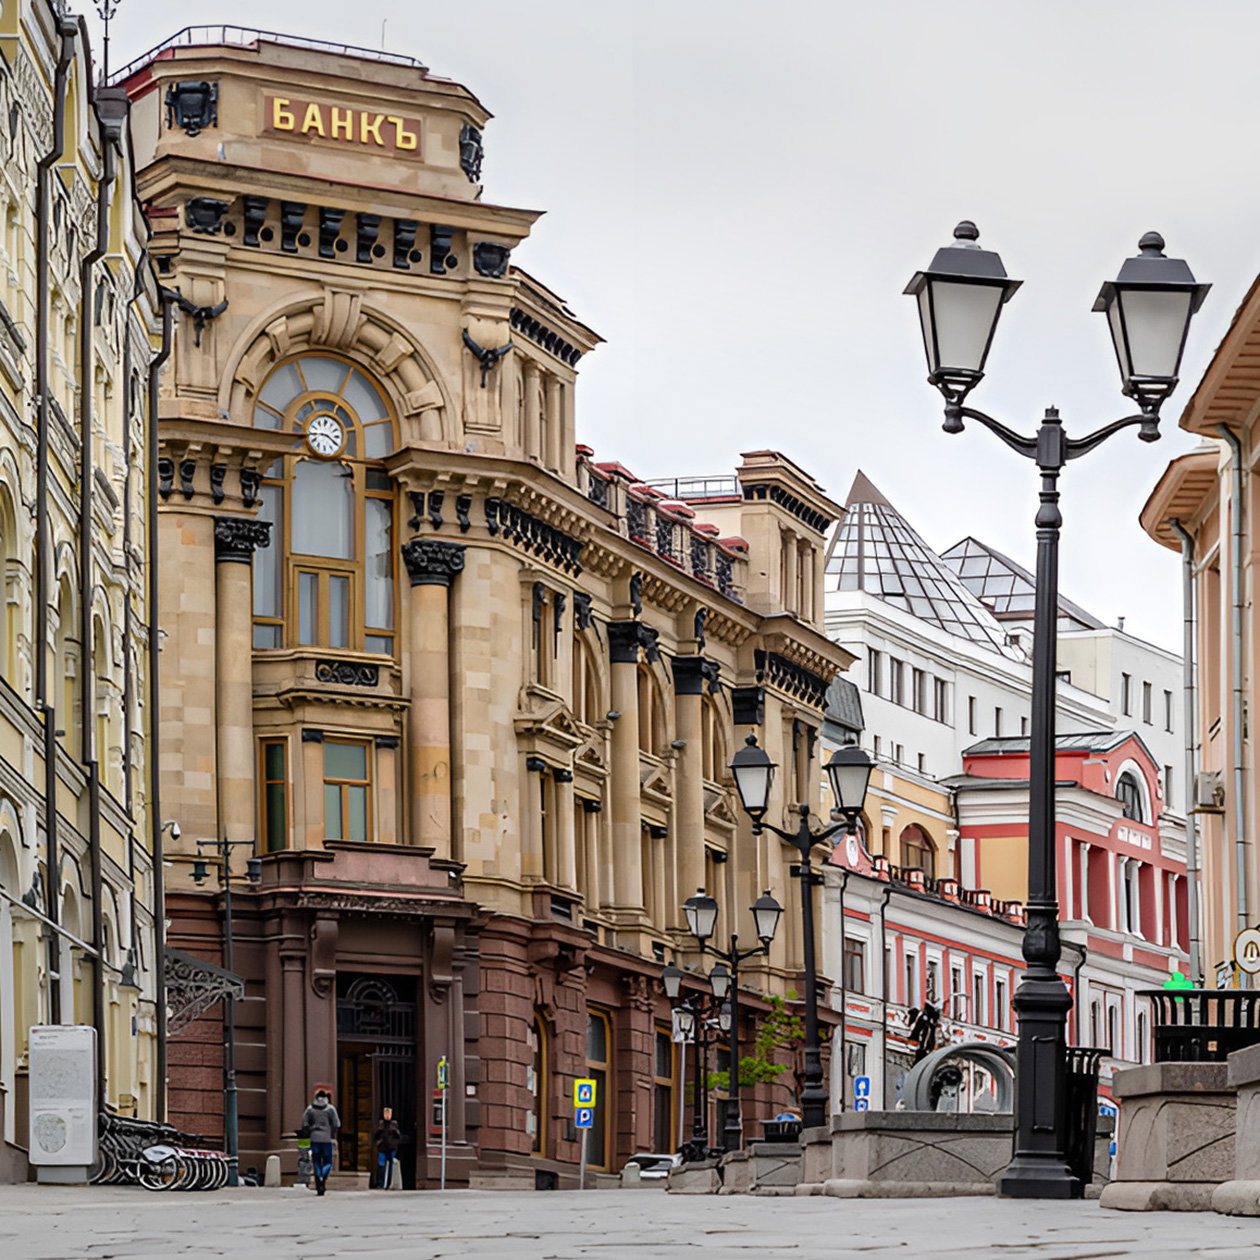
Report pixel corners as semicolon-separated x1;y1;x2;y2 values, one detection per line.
1116;616;1125;632
381;19;387;50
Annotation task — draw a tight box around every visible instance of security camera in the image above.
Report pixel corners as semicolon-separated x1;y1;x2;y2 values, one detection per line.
606;710;621;722
163;820;181;841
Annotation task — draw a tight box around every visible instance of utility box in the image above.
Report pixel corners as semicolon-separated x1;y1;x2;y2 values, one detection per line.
28;1025;97;1184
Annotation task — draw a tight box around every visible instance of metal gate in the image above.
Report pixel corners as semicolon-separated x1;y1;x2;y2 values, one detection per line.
336;975;417;1188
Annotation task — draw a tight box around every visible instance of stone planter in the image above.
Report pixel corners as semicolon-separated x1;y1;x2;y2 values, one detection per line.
1100;1062;1236;1212
1213;1044;1260;1216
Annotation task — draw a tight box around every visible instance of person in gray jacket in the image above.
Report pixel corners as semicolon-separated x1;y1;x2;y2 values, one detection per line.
301;1089;341;1195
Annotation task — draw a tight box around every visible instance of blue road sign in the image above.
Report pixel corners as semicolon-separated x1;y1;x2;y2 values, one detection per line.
575;1106;595;1130
854;1098;870;1112
854;1075;871;1099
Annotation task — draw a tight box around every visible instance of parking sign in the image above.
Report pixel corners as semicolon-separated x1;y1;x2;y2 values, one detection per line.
575;1106;594;1130
574;1078;596;1108
854;1098;870;1112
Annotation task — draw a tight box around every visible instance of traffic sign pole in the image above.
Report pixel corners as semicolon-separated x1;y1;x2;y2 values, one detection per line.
573;1079;597;1190
438;1055;449;1190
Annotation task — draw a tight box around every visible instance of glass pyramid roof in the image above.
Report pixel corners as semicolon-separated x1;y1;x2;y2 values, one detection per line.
940;537;1104;632
826;473;1023;659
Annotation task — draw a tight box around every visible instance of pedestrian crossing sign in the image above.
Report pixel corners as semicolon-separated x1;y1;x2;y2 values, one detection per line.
575;1106;594;1130
574;1078;596;1108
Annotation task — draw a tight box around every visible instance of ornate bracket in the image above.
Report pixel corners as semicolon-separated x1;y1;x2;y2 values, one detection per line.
164;947;245;1035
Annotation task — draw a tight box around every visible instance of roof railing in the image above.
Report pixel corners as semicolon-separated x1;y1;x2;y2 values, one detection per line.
109;25;426;86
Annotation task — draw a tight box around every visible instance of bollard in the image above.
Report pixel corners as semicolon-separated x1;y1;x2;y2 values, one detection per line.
264;1155;281;1187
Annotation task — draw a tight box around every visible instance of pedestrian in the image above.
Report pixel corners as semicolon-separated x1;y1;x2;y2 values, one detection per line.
374;1106;402;1189
301;1088;341;1196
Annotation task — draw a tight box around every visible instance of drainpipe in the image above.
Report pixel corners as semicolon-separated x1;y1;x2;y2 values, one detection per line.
120;265;144;816
1216;424;1248;948
81;101;121;1105
36;16;78;1025
1169;518;1204;986
148;295;173;1119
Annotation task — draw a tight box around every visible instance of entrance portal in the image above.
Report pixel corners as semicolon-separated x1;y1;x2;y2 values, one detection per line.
336;975;418;1188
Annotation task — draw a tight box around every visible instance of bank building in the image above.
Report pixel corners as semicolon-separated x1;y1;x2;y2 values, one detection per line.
117;28;850;1188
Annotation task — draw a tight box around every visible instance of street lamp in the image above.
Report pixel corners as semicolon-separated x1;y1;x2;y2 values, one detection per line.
682;884;783;1151
193;833;262;1187
728;734;873;1132
906;222;1208;1200
661;963;727;1161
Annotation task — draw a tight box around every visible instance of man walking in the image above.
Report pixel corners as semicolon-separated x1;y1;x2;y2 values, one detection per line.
374;1106;402;1189
301;1088;341;1196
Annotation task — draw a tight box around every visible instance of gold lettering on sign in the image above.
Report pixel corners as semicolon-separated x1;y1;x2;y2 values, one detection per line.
301;103;326;136
263;96;422;157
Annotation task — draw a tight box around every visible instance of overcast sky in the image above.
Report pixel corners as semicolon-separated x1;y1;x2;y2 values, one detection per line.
94;1;1260;652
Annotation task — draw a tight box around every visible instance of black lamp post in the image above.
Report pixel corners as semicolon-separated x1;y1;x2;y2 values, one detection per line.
191;833;262;1187
663;961;731;1160
728;735;873;1131
906;222;1209;1199
682;886;783;1151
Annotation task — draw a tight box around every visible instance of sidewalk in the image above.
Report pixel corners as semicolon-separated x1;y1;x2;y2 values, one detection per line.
1;1184;1258;1258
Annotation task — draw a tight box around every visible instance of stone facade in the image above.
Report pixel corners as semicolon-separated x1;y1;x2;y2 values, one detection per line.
0;0;162;1180
120;29;851;1185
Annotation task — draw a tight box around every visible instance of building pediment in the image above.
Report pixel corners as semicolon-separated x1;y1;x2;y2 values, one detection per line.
515;689;585;754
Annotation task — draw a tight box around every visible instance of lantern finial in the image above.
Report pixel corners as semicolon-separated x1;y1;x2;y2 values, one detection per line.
1138;231;1165;256
953;220;980;244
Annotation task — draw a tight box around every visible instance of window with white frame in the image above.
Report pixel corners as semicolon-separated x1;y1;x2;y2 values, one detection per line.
972;968;988;1026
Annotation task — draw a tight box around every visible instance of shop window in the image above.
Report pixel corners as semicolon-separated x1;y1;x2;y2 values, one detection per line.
250;355;396;654
652;1026;675;1154
260;739;289;851
324;740;371;842
585;1010;612;1170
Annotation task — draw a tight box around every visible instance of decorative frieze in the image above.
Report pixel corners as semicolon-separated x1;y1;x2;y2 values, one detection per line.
509;307;583;367
756;648;829;709
314;660;380;687
165;80;218;136
485;498;582;575
743;481;833;534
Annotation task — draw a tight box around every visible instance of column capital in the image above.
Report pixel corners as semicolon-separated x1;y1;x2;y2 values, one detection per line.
609;620;660;665
671;655;721;696
213;516;271;563
401;538;466;587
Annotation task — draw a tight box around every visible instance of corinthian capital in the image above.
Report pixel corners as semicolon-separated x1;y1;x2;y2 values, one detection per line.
214;516;272;563
401;538;466;588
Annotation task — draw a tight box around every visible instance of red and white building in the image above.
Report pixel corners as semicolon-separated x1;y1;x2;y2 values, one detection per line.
950;731;1189;1091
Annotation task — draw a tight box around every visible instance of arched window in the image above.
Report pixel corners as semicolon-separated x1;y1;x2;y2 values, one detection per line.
700;699;726;782
572;634;600;727
899;824;936;879
529;1014;547;1155
1116;772;1145;823
251;355;397;654
637;665;664;756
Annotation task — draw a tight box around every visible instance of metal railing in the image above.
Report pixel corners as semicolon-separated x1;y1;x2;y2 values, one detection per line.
1142;988;1260;1062
645;475;740;501
110;26;426;85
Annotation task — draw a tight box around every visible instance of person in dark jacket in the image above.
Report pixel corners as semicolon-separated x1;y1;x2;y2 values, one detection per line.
374;1107;402;1189
301;1089;341;1196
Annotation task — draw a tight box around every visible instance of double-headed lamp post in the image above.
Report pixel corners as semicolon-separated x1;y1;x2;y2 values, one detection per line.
662;960;731;1159
682;886;783;1151
191;834;262;1188
905;222;1209;1199
727;736;874;1132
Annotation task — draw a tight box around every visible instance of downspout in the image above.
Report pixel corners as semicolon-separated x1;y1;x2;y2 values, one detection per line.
1169;518;1204;985
1068;941;1088;1046
148;295;173;1120
1216;424;1248;946
36;16;78;1025
81;104;119;1106
120;267;144;816
878;882;893;1108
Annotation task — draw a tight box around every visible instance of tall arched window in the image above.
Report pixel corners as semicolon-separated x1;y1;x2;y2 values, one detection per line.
528;1014;547;1156
251;355;397;654
1116;772;1145;823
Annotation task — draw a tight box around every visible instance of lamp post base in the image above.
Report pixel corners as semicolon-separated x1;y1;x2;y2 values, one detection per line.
998;1155;1080;1199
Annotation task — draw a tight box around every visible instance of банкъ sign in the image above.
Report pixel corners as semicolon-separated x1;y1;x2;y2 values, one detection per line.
264;95;421;156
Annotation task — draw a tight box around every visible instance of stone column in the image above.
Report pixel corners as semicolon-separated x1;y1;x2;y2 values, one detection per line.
523;362;541;462
544;374;562;473
213;518;271;850
608;623;644;915
554;768;577;891
671;657;708;928
401;540;465;858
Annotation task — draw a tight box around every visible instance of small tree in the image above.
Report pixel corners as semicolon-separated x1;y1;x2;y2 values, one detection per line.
707;993;807;1101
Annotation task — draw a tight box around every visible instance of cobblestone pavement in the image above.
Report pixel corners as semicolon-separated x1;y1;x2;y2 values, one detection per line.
2;1185;1260;1260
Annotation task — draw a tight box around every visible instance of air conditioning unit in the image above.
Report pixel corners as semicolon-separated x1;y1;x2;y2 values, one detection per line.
1194;770;1225;814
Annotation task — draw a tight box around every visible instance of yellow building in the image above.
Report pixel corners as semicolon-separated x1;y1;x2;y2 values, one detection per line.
0;0;161;1182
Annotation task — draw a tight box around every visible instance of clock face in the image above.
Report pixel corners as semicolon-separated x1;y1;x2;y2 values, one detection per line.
306;413;345;457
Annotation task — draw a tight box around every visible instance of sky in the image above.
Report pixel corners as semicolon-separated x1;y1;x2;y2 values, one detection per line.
90;1;1260;652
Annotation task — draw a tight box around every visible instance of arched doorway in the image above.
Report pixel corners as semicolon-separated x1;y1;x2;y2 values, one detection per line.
335;974;418;1188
